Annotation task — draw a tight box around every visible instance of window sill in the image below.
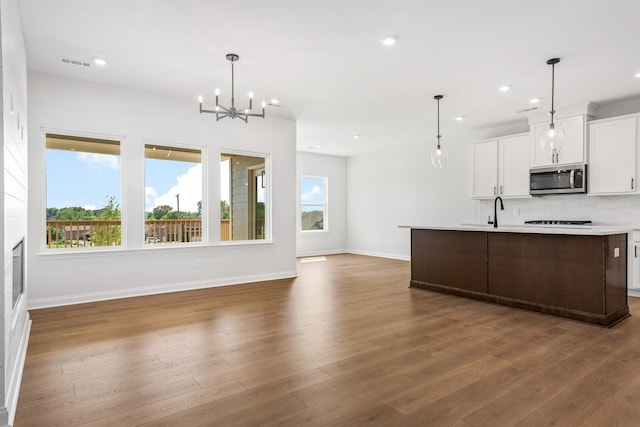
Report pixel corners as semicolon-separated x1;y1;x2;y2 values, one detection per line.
37;240;274;258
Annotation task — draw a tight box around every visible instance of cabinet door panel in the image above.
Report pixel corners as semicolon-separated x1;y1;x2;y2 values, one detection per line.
589;117;637;194
473;140;498;199
530;115;585;168
499;134;530;197
556;115;585;165
411;229;487;293
530;122;556;168
488;233;604;314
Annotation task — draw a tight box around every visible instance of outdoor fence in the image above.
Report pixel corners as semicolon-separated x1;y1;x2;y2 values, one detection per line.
46;219;231;248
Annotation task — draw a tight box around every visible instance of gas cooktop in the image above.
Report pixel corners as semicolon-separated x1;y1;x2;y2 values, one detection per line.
524;220;593;225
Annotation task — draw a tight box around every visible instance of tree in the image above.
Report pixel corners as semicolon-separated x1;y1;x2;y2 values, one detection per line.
220;200;230;219
152;205;173;220
95;195;121;220
164;211;179;219
47;207;59;219
197;201;202;218
91;195;122;246
54;206;94;220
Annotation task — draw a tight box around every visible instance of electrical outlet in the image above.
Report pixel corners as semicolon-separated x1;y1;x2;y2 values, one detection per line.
195;258;201;269
614;248;619;258
513;208;520;216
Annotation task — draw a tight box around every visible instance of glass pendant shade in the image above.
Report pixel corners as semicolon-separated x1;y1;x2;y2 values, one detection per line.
539;122;565;154
431;144;449;168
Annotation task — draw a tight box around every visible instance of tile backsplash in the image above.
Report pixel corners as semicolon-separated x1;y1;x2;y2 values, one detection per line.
477;194;640;228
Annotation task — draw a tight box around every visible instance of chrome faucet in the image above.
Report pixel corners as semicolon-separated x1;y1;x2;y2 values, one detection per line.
494;196;504;229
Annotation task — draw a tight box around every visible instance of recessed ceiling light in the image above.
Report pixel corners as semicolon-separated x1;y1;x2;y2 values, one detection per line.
380;35;398;46
93;57;107;66
308;145;323;149
353;134;361;139
269;98;280;106
530;98;540;104
636;72;640;78
499;85;511;92
455;116;465;121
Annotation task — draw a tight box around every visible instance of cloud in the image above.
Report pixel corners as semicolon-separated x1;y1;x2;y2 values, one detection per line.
77;152;120;169
82;204;97;211
301;185;322;202
145;186;158;211
149;164;202;213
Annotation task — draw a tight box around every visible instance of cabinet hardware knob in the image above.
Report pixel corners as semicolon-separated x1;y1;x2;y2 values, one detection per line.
493;186;497;195
632;178;635;190
500;186;503;194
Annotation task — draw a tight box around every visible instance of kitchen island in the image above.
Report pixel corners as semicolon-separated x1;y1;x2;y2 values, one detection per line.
401;225;631;327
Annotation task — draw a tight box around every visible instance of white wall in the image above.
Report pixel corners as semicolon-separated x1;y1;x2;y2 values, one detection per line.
27;71;297;308
346;124;527;260
1;0;31;424
296;152;347;256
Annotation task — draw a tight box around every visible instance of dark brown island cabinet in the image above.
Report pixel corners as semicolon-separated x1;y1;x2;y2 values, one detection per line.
406;227;630;327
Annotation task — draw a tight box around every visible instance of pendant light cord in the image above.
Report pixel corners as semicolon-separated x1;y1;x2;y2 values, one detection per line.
550;61;555;126
436;97;441;149
231;58;235;109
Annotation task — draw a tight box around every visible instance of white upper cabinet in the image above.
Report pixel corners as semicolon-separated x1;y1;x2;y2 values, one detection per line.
499;134;530;197
473;133;530;199
588;115;638;195
530;115;586;168
473;139;498;199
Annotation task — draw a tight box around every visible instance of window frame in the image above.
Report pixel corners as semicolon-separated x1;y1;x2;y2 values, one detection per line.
143;139;207;247
219;148;272;243
300;175;329;233
41;127;127;252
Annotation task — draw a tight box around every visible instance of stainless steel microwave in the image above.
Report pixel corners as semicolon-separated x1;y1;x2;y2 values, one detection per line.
529;164;587;195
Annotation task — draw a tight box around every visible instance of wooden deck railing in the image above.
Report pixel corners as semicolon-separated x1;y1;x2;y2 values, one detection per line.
46;219;231;248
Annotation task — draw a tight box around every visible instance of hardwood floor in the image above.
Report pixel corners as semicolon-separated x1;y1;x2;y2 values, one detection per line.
14;254;640;426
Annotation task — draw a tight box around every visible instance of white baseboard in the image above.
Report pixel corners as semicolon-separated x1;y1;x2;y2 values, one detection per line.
5;315;31;427
346;249;410;261
27;270;298;309
296;249;348;258
629;289;640;298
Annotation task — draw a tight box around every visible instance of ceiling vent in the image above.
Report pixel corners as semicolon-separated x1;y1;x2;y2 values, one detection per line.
61;58;90;68
516;106;539;114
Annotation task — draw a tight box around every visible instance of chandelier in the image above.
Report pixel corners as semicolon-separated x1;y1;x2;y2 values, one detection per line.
198;53;266;123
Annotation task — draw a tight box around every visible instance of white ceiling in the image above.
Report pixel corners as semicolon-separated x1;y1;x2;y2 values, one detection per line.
18;0;640;156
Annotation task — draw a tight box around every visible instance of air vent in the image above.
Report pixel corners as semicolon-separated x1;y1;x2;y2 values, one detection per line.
61;58;91;68
516;106;539;114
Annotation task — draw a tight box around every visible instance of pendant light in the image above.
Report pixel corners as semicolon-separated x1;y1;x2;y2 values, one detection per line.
539;58;565;154
431;95;448;168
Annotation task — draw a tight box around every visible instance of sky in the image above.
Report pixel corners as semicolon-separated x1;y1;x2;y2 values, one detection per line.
300;177;325;212
47;150;230;213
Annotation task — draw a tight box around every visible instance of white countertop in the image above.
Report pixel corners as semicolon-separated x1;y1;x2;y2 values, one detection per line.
399;224;633;236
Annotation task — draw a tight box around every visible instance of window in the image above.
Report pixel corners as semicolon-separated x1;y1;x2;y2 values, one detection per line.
45;133;121;249
220;152;269;241
300;176;327;231
145;144;203;244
